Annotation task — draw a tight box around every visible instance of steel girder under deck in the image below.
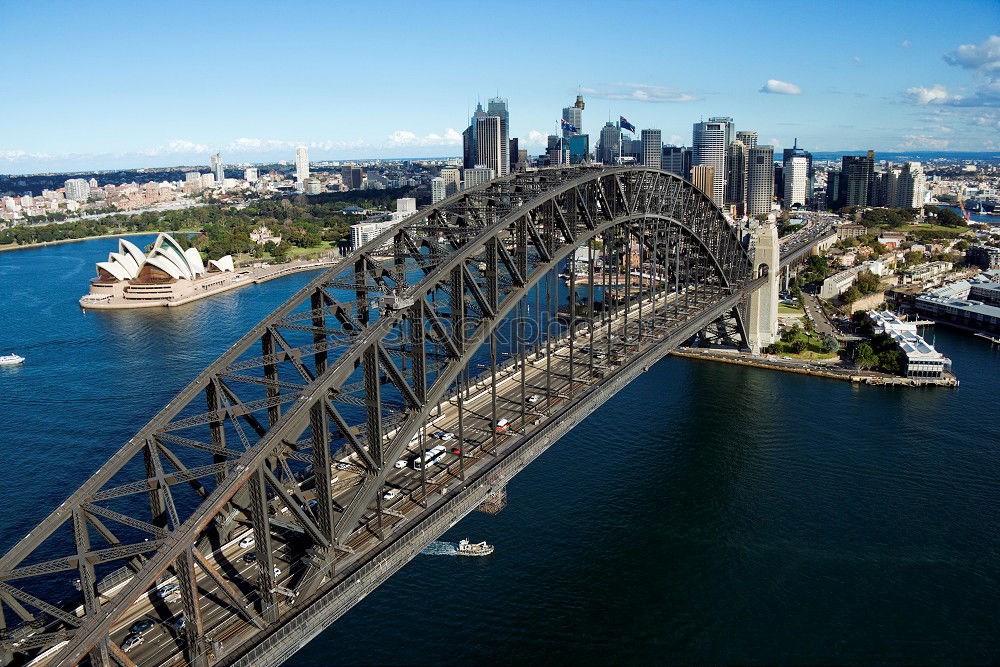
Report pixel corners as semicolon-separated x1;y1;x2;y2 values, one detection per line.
0;167;754;667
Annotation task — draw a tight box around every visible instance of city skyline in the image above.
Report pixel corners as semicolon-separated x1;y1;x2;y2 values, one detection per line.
2;1;998;173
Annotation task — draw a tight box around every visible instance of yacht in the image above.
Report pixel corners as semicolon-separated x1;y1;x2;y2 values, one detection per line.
456;539;494;556
0;354;25;366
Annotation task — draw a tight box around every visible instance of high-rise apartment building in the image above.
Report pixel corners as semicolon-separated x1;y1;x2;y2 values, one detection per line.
725;140;747;212
897;162;925;209
474;115;503;178
211;153;224;184
598;122;621;164
691;165;715;197
736;130;757;150
431;178;447;203
294;146;309;183
841;151;875;207
692;119;730;207
641;129;662;169
487;97;510;176
439;166;461;196
244;167;258;182
64;178;91;202
746;145;775;216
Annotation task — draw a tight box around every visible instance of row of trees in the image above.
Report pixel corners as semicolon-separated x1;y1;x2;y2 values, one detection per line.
0;189;411;260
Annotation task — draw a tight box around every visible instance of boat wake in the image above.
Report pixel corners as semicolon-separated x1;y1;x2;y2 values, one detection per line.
420;541;458;556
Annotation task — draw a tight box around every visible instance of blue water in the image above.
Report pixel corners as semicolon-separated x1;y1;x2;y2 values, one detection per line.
1;237;999;664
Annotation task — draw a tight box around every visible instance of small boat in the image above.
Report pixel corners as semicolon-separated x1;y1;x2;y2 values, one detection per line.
456;539;494;556
0;354;25;366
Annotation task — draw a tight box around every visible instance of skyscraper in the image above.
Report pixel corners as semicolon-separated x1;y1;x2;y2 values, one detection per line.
692;119;729;207
782;139;811;208
487;97;510;177
509;138;520;170
440;166;461;195
474;114;503;179
736;130;758;150
725;140;747;213
598;122;621;164
662;146;691;179
244;167;258;182
295;146;309;183
641;129;662;169
561;97;583;139
691;165;715;197
211;153;224;184
783;156;808;208
746;145;775;217
463;103;486;169
463;166;495;188
842;151;875;207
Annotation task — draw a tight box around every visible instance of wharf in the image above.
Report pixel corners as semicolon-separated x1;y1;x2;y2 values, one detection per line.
671;347;959;387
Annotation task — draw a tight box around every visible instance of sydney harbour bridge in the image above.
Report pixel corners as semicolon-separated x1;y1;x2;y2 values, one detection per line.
0;166;820;666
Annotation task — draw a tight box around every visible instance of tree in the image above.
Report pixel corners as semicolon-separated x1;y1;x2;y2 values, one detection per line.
855;270;881;295
854;342;876;370
904;250;925;266
842;285;862;304
792;338;808;354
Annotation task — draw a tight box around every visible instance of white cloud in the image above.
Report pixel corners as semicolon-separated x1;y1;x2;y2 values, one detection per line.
668;134;683;145
580;82;697;103
943;34;1000;72
768;137;783;150
759;79;802;95
898;134;950;149
852;55;863;64
138;139;210;156
899;40;912;48
383;128;463;148
904;84;955;105
526;130;547;146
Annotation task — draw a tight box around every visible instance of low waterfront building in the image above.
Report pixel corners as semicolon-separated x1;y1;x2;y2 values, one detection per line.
914;293;1000;334
867;310;952;377
968;282;1000;306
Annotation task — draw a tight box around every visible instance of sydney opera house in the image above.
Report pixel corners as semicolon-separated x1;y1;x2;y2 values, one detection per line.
81;233;240;308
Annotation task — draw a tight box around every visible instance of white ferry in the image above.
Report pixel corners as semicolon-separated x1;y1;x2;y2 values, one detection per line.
456;539;494;556
0;354;25;366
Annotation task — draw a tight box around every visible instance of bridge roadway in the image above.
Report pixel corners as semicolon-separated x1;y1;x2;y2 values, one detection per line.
27;280;754;667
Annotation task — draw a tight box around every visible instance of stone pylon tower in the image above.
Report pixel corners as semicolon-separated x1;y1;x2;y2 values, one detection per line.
746;221;779;353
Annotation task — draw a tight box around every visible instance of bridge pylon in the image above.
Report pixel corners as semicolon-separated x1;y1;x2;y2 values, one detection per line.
746;220;780;353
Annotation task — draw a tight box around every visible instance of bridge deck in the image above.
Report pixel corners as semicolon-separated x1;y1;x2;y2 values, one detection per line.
29;282;749;667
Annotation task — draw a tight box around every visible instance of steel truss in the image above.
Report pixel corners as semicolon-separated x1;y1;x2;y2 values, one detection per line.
0;167;756;666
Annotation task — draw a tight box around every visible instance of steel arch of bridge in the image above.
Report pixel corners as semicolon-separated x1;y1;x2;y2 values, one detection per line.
0;167;756;666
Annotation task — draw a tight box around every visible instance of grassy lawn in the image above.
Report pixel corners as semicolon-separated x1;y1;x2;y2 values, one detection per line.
897;223;968;235
778;304;804;315
286;241;336;258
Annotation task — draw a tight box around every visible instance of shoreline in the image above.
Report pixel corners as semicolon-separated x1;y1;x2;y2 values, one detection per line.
670;347;959;387
0;229;201;254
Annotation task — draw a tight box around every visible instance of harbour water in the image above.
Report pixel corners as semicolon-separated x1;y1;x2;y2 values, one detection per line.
0;237;998;664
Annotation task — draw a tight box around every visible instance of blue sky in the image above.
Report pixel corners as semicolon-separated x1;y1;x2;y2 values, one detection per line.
2;0;998;173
